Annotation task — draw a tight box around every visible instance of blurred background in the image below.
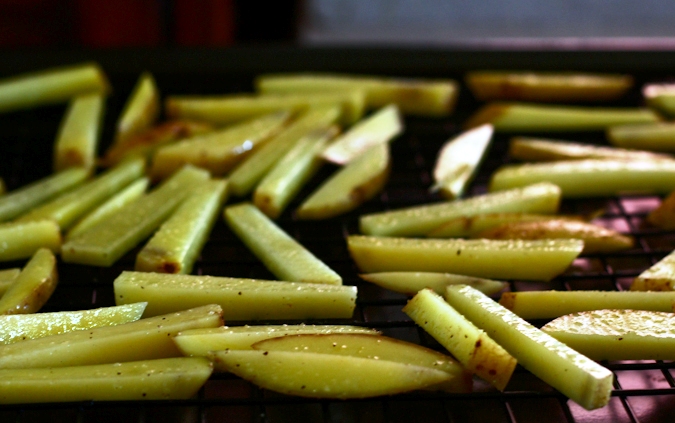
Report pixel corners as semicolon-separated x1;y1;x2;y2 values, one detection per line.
2;0;675;49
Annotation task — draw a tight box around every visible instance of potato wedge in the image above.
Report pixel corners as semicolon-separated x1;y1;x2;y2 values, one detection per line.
499;290;675;320
18;157;146;230
0;357;212;404
150;111;290;179
209;349;451;399
0;62;109;113
0;304;222;369
360;182;561;237
607;122;675;153
431;124;493;199
66;177;149;239
475;219;634;254
256;73;459;116
296;142;390;219
228;105;341;197
0;220;61;262
359;272;506;296
321;104;402;165
631;249;675;291
347;235;583;281
509;136;673;162
0;248;57;315
445;285;613;411
252;333;472;393
643;83;675;118
427;212;584;238
166;91;365;126
541;309;675;361
174;325;380;354
61;165;210;267
403;289;515;390
135;179;227;274
114;271;356;319
225;202;342;285
53;92;105;172
114;72;160;145
646;189;675;230
0;302;147;344
254;126;337;219
0;167;89;222
465;103;659;132
101;120;214;167
0;268;20;296
489;159;675;197
465;71;633;102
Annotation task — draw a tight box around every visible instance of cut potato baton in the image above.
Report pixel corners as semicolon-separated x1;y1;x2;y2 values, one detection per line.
631;249;675;291
348;235;583;281
0;268;20;296
359;272;506;296
646;189;675;230
114;72;160;145
225;202;342;285
0;248;57;315
428;212;584;238
53;92;105;172
0;220;61;262
0;357;213;404
499;290;675;320
643;83;675;118
0;302;147;344
0;304;223;369
210;349;451;399
114;271;356;319
403;289;515;391
445;285;613;411
360;182;561;237
174;325;380;355
607;122;675;153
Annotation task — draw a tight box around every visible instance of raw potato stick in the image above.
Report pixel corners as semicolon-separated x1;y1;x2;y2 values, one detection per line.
0;220;61;262
114;72;160;144
607;123;675;153
0;268;20;296
359;272;507;296
631;249;675;291
225;202;342;285
53;92;105;172
0;248;57;315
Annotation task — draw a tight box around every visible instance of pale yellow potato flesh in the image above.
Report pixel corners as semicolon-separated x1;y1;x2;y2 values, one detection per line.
643;83;675;118
225;202;342;285
489;159;675;197
0;304;222;369
256;73;459;116
347;235;583;281
254;126;337;219
646;189;675;230
66;177;149;239
0;62;109;113
321;104;402;165
0;302;147;344
0;167;89;222
174;325;380;355
150;111;290;179
360;182;561;237
359;272;506;296
114;271;356;319
166;91;365;126
0;220;61;262
445;285;613;411
465;103;659;132
465;71;633;102
0;248;57;315
135;179;228;274
228;105;341;197
53;92;105;172
542;309;675;361
631;249;675;291
499;290;675;320
0;268;20;296
253;333;473;393
403;289;515;391
607;122;675;153
61;165;210;267
0;357;212;404
428;212;583;238
101;120;214;167
18;157;146;229
475;219;634;254
114;72;160;145
296;142;390;219
431;124;493;199
509;136;673;162
209;349;451;399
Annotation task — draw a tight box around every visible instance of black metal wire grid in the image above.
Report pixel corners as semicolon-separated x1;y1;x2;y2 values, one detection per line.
0;49;674;423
